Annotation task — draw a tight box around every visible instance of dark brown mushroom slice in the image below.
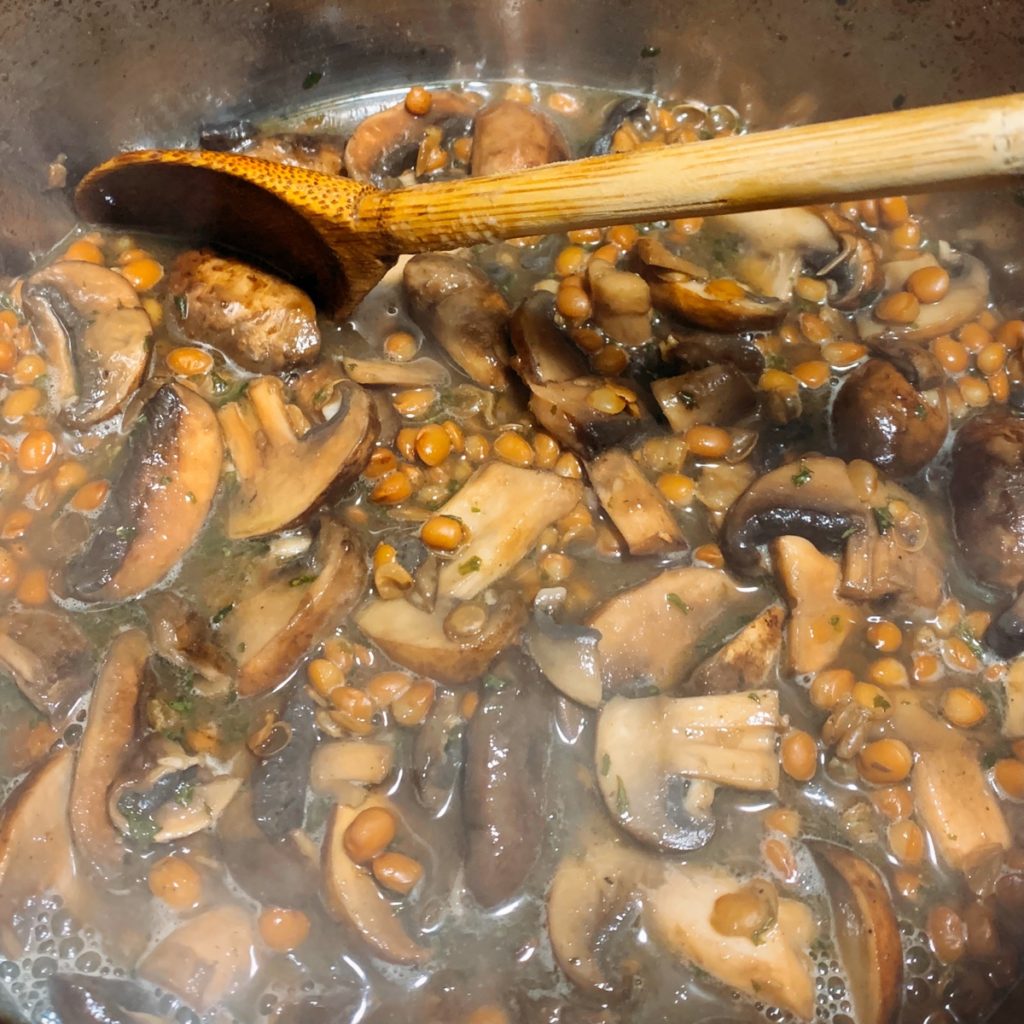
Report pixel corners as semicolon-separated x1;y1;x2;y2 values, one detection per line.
344;89;482;182
219;518;367;698
687;604;784;695
651;363;756;434
865;336;944;391
808;842;902;1024
950;413;1024;592
143;591;236;696
411;691;464;813
198;117;258;151
49;973;164;1024
167;250;321;373
813;208;884;310
831;358;949;478
0;610;92;721
509;291;589;383
526;608;603;708
470;99;570;176
66;382;223;602
463;656;552;908
342;355;449;387
590;95;654;155
242;132;345;174
22;261;151;428
355;592;526;687
219;377;377;539
403;253;512;389
251;686;318;840
69;629;150;879
985;588;1024;658
587;448;687;557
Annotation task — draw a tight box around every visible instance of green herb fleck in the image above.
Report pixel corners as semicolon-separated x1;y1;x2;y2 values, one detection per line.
114;524;135;541
955;623;984;658
873;694;891;711
829;614;841;630
174;778;196;806
764;353;786;370
211;604;234;625
751;913;778;946
470;504;481;514
458;555;482;576
33;374;49;388
166;695;193;715
666;592;690;614
289;573;318;587
158;474;173;486
872;505;894;534
791;462;813;488
841;523;863;539
600;753;611;776
615;775;630;815
237;642;247;653
748;692;762;703
312;385;332;408
302;70;323;90
210;373;229;396
914;403;927;420
482;673;507;692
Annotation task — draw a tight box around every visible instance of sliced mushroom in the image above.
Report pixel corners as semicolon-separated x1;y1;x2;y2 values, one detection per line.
809;842;902;1024
411;691;463;812
509;291;590;383
651;363;755;435
23;260;151;428
831;358;948;477
590;95;653;156
858;251;989;342
950;412;1024;591
773;536;859;674
688;604;784;695
463;657;551;908
144;591;236;697
356;592;525;686
645;862;817;1020
586;566;752;693
242;132;345;174
66;382;223;602
69;630;149;878
252;687;318;839
311;740;394;802
138;904;260;1013
344;90;482;182
526;607;603;708
638;237;786;331
0;610;92;721
587;259;652;348
403;253;512;389
432;461;582;600
586;448;686;557
220;518;367;698
986;588;1024;659
342;355;449;387
321;796;428;964
813;208;883;310
219;377;377;539
0;748;82;957
167;250;320;373
596;690;780;851
547;841;643;1000
50;974;164;1024
470;99;570;176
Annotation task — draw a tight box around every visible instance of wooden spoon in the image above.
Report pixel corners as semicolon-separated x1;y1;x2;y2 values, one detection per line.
76;93;1024;316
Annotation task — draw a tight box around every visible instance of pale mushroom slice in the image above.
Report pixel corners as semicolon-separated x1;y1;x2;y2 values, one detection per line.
586;448;686;557
167;250;321;373
858;250;990;342
23;260;151;428
651;363;755;435
586;566;753;694
355;592;526;687
432;461;583;601
809;842;903;1024
138;904;260;1013
0;610;93;721
219;376;378;539
644;863;817;1020
321;795;429;964
66;382;223;602
0;747;83;957
596;690;780;851
342;355;449;387
470;99;569;176
688;604;785;694
69;629;149;878
220;518;367;698
525;608;603;708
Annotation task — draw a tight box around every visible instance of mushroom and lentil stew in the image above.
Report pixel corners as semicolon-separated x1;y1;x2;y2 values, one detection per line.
0;79;1021;1024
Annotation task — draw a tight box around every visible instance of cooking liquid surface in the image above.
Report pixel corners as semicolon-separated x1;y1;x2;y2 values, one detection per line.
0;80;1020;1024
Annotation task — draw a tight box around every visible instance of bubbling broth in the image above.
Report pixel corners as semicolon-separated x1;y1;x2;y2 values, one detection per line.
0;78;1021;1024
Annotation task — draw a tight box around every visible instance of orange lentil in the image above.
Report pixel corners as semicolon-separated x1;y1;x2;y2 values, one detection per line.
911;652;943;686
781;730;818;781
14;567;47;605
809;668;855;710
928;906;967;964
329;687;377;736
370;472;413;505
460;691;480;719
464;434;490;463
792;360;830;389
867;620;902;653
958;322;993;353
867;656;909;689
63;239;105;264
692;542;724;568
384;330;418;361
878;196;910;226
364;448;398;480
0;339;16;375
17;430;56;474
2;387;42;421
121;257;163;292
941;636;980;674
958;375;990;409
12;354;45;387
995;320;1024;351
366;671;413;709
533;433;560;469
414;424;452;467
669;216;704;237
166;346;214;376
546;91;580;115
606;224;639;251
420;515;465;551
762;837;798;882
888;819;925;865
308;658;344;702
372;851;424;895
493;431;534;467
656;472;695;505
889;219;922;249
567;227;603;244
684;425;731;459
872;785;913;821
258;907;311;952
393;387;437;418
69;479;110;512
906;265;950;304
391;680;435;726
0;548;18;594
941;686;987;728
148;856;202;911
931;335;969;374
994;758;1024;800
990;370;1010;404
591;243;621;265
404;85;432;116
763;807;801;837
822;341;867;367
977;342;1007;376
875;292;920;325
857;739;913;785
344;806;397;863
555;285;592;320
798;312;832;343
555;245;588;277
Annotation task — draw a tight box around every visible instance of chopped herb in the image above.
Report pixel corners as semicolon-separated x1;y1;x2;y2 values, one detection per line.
173;779;196;806
666;592;690;614
33;374;49;388
237;642;247;653
185;491;197;504
210;373;229;396
114;525;135;541
954;623;984;658
482;673;507;692
791;462;813;488
872;505;894;534
829;614;841;630
678;390;697;410
873;694;891;711
173;293;188;319
748;692;762;703
914;403;927;420
166;695;193;715
751;913;778;946
638;684;661;697
289;573;318;587
158;474;173;486
302;70;323;90
600;752;611;776
458;555;482;576
841;523;863;539
764;353;786;370
312;385;332;408
615;775;630;815
470;504;481;514
211;604;234;625
709;232;743;266
982;749;1000;770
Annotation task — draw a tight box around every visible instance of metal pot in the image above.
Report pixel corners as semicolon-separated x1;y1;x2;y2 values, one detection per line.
0;0;1022;1020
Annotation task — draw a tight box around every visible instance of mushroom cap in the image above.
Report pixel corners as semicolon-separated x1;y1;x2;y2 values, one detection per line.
470;99;570;176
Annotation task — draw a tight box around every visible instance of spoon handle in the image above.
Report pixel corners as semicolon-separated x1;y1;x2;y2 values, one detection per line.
356;93;1024;251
